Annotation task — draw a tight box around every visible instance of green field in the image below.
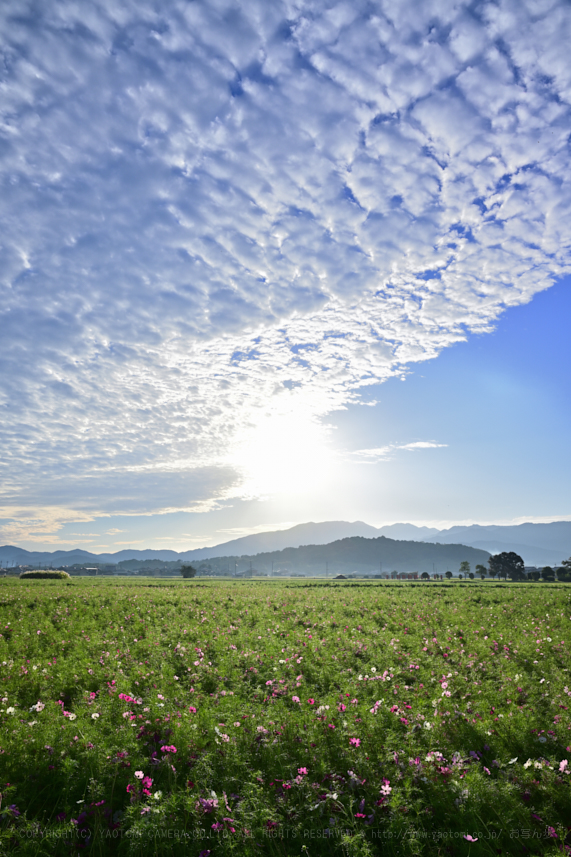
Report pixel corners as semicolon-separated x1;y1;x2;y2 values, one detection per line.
0;578;570;856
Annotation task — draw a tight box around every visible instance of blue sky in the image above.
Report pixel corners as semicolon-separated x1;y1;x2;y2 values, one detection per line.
1;0;570;551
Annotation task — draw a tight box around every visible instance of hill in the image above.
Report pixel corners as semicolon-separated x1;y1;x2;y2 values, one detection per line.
202;535;490;577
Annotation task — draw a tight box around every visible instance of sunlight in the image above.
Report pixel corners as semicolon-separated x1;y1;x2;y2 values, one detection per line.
231;411;335;498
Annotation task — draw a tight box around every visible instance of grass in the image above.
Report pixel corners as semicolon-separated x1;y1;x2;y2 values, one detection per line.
0;577;570;856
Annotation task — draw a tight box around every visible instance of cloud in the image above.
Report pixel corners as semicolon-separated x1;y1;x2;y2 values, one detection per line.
1;0;571;536
353;441;448;462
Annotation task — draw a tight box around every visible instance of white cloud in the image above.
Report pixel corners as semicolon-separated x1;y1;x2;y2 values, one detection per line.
353;441;448;462
1;0;571;536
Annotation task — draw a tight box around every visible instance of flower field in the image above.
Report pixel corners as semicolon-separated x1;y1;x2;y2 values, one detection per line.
0;578;570;856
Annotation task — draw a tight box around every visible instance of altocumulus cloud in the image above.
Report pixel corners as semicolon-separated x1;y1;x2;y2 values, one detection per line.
1;0;571;537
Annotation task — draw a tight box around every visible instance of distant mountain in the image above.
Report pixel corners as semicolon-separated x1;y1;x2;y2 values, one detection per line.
375;523;440;541
1;519;569;568
0;521;381;566
180;521;380;560
203;535;490;576
427;522;571;566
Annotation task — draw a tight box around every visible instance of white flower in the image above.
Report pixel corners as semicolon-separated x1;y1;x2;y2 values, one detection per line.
508;757;518;764
523;759;532;769
68;713;77;721
370;667;376;673
6;707;15;714
91;713;100;720
153;791;162;800
534;761;542;769
28;720;38;727
279;659;285;664
538;736;547;743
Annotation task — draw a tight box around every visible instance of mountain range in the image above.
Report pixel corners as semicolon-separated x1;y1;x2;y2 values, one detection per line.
1;520;570;567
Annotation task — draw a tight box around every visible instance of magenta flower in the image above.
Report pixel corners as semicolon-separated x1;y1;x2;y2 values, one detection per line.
349;737;361;747
160;745;177;754
307;698;315;705
338;703;346;712
298;767;308;776
188;706;197;713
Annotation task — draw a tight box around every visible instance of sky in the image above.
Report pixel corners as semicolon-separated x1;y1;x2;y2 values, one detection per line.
1;0;570;553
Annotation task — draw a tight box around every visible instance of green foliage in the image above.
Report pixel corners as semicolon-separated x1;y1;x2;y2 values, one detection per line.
0;577;570;856
180;565;197;579
541;566;555;582
489;552;525;581
459;561;470;576
19;569;71;579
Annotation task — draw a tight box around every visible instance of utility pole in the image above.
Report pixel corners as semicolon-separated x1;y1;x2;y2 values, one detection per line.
380;561;382;576
326;561;328;579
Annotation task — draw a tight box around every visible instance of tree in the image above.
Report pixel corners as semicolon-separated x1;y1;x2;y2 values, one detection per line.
558;558;571;582
459;561;470;576
420;572;430;580
527;570;540;581
468;572;474;580
180;565;197;579
541;566;555;582
488;552;525;581
475;564;487;578
445;571;453;580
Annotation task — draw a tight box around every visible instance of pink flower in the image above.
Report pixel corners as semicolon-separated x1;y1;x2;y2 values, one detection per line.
307;698;315;705
559;759;568;773
351;698;358;705
134;771;144;779
160;745;177;754
464;835;478;842
547;827;558;839
338;703;346;712
298;767;308;776
380;778;391;796
188;706;197;713
349;737;361;747
292;696;300;703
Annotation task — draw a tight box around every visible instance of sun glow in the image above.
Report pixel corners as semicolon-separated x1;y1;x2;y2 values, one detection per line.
232;412;335;498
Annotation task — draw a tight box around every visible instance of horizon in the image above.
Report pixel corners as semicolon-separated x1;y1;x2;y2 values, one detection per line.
2;0;570;552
